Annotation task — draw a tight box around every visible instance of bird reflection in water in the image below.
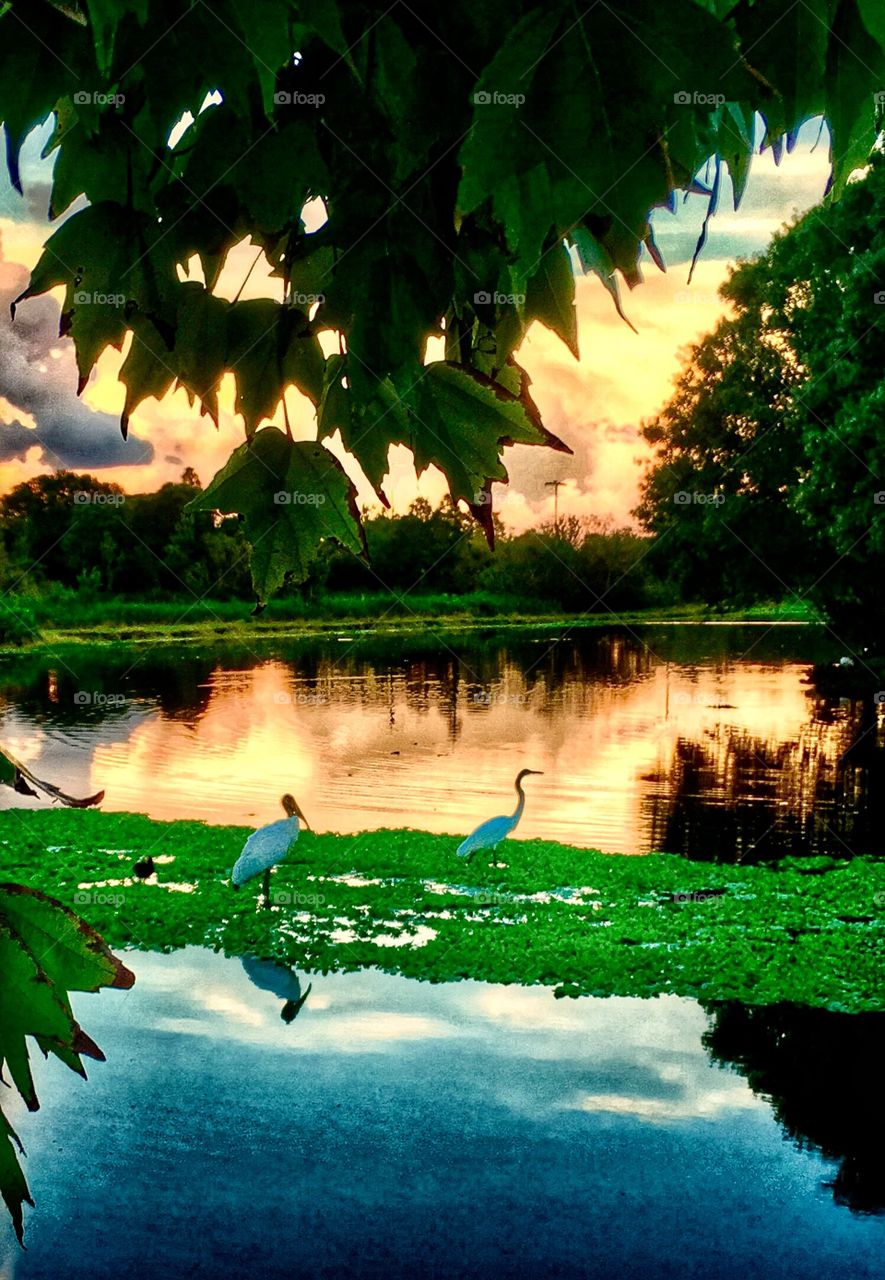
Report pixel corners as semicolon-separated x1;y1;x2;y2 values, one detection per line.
240;955;313;1024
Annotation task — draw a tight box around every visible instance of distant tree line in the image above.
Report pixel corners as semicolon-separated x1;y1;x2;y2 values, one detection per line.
0;472;668;614
0;469;253;601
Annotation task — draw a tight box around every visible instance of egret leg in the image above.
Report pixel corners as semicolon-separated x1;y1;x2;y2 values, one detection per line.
262;868;271;909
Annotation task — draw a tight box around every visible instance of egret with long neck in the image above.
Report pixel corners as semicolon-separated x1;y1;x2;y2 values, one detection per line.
457;769;543;867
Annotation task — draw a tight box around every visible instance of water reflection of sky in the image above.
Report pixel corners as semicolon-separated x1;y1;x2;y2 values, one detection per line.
2;951;883;1279
0;627;877;856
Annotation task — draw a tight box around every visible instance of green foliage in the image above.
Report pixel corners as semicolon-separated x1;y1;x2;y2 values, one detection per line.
3;0;883;594
1;810;883;1020
477;520;666;612
0;471;252;600
0;601;37;647
0;474;672;618
637;153;885;634
0;883;134;1244
187;429;367;601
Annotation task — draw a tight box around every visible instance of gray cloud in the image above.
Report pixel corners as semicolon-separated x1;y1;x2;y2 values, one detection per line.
0;179;53;225
0;233;154;469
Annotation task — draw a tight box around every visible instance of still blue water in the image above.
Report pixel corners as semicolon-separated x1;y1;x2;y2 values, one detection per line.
2;951;883;1279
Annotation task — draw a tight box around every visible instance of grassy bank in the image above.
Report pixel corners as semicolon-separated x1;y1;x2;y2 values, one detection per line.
1;592;819;651
1;809;882;1011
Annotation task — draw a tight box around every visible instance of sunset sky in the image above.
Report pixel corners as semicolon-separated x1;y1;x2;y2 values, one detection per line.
0;116;832;530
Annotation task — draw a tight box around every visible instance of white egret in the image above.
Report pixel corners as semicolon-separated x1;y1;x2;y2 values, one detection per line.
457;769;543;867
231;794;311;906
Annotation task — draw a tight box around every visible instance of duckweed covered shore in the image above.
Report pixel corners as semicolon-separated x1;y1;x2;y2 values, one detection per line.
1;809;883;1011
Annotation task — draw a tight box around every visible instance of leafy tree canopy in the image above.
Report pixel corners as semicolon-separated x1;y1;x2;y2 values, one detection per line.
3;0;885;600
637;151;885;636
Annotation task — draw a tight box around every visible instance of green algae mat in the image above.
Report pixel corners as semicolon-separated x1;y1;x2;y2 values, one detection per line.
1;808;883;1011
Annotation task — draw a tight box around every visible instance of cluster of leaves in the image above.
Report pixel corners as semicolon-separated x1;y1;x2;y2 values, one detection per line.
3;0;885;599
637;151;885;637
0;882;134;1244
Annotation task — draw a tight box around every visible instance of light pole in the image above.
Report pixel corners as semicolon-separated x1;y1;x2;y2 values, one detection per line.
545;479;564;535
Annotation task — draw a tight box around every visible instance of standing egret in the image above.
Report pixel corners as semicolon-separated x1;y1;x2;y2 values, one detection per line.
457;769;543;867
231;794;311;907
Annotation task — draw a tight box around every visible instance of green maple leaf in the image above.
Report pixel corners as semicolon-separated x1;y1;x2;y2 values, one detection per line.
0;3;88;191
0;1109;31;1250
12;202;178;390
318;354;408;500
118;283;230;433
407;361;571;507
174;285;230;425
119;317;176;437
0;884;134;1246
226;299;326;434
188;428;368;601
524;241;579;358
84;0;149;76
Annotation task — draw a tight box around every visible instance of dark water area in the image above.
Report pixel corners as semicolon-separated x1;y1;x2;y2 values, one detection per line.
2;953;883;1279
0;622;881;860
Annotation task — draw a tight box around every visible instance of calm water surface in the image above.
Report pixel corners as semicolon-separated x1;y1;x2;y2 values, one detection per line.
0;623;879;858
1;951;883;1279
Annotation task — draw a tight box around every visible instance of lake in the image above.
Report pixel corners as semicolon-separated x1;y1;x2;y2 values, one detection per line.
2;624;883;1275
1;950;883;1278
0;623;879;860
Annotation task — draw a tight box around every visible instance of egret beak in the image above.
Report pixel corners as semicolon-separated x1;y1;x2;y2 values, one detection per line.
282;794;311;828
